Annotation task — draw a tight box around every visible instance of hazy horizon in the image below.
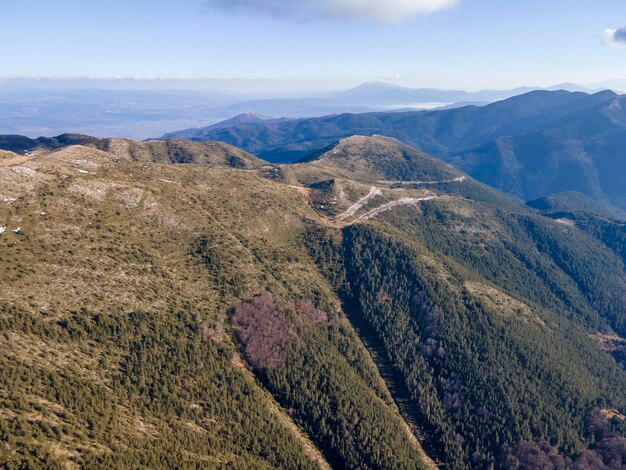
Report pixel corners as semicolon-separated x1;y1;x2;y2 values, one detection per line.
0;76;624;95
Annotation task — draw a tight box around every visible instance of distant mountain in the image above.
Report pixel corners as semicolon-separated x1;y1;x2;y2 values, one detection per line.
325;81;472;105
184;112;273;132
167;90;598;159
168;89;626;210
0;80;607;140
178;82;605;123
545;82;601;93
449;91;626;205
322;81;589;105
163;113;282;140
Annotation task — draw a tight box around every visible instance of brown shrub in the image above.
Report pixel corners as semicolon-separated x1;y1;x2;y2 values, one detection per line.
232;292;327;370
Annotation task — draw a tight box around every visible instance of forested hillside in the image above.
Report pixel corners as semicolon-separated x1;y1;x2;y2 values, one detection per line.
1;136;625;469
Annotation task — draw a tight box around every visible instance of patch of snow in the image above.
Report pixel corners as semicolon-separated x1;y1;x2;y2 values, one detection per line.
0;226;5;235
12;227;21;234
3;197;16;203
77;169;95;175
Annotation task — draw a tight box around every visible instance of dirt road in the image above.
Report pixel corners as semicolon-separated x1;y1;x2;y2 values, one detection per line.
379;176;466;185
336;186;382;221
354;196;436;223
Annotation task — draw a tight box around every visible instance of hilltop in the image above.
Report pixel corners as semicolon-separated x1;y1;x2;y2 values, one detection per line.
295;135;462;183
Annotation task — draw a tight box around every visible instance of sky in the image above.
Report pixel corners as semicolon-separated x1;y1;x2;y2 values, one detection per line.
2;0;626;91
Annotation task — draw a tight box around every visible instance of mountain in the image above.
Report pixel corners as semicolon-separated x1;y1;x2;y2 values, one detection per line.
326;81;473;105
166;89;626;211
163;113;280;140
1;135;625;469
167;90;599;159
0;80;607;141
175;112;274;133
295;134;462;183
449;92;626;206
326;81;603;106
546;82;601;93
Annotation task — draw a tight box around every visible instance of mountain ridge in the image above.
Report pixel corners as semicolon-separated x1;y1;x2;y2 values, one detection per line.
0;133;265;169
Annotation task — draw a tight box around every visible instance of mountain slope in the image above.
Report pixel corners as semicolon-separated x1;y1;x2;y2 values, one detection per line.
1;136;625;469
0;143;433;469
292;137;626;468
450;93;626;207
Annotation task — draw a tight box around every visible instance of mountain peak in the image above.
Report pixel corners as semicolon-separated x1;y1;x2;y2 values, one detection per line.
298;134;461;184
352;81;404;90
163;113;274;139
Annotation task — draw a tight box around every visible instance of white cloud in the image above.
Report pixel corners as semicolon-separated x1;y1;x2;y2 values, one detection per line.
204;0;458;22
324;0;458;21
604;27;626;47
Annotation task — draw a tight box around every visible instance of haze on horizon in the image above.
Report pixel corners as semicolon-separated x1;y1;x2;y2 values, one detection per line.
2;0;626;92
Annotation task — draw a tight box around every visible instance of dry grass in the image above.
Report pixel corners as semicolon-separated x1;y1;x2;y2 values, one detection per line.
465;281;542;323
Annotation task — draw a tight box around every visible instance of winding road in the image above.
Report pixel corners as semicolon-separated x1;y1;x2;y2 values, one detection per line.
328;175;468;225
336;186;382;221
355;196;436;223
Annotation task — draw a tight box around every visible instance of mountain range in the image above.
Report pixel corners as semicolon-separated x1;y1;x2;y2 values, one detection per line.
1;134;625;468
165;89;626;211
0;79;609;140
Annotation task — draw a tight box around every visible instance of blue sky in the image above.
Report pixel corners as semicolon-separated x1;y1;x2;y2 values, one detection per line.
2;0;626;90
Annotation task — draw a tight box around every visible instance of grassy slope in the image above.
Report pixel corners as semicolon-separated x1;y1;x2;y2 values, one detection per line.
0;145;432;469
